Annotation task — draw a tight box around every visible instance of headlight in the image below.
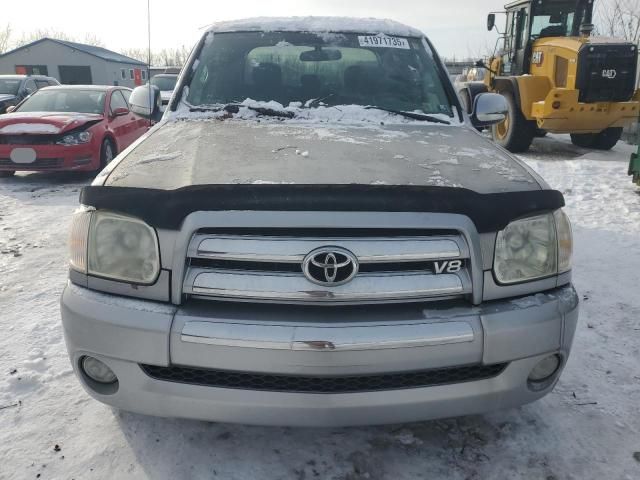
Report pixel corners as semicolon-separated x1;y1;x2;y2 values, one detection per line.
494;209;573;284
69;209;160;284
494;213;558;284
57;131;92;145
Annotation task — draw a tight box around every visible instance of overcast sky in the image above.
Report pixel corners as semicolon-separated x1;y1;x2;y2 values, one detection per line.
5;0;507;59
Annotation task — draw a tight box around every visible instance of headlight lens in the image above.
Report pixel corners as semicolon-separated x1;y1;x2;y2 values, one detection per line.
494;213;557;284
69;209;160;284
57;131;92;145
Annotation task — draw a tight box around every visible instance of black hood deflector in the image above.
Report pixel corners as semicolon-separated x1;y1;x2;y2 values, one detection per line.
80;185;564;234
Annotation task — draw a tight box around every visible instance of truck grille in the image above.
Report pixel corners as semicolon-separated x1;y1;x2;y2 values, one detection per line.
182;228;473;304
140;363;507;393
0;134;58;145
576;43;638;103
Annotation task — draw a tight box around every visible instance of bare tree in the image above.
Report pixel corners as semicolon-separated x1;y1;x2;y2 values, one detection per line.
13;29;105;48
0;23;11;54
595;0;640;44
120;46;190;67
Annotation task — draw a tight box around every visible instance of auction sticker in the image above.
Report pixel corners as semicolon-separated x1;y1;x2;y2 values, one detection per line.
358;35;410;49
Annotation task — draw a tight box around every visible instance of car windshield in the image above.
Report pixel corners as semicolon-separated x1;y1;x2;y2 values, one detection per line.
16;89;106;114
151;75;178;91
0;78;22;95
185;31;454;117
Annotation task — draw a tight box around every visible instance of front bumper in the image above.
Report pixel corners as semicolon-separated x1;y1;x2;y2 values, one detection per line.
61;283;579;427
530;88;640;133
0;142;99;172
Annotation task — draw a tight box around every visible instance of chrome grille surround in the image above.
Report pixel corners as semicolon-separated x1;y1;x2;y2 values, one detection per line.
178;212;482;305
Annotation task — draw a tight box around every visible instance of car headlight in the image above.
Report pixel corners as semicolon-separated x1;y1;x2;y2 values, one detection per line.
69;209;160;285
57;131;92;146
494;210;572;284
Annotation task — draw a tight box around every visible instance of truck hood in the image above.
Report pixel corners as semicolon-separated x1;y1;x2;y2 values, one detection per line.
0;112;103;135
103;120;543;194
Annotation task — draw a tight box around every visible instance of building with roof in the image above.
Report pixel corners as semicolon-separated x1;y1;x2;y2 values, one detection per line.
0;38;148;88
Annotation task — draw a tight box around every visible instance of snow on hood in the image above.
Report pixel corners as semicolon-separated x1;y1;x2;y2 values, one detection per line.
171;98;457;127
205;16;424;37
101;119;541;194
0;112;103;135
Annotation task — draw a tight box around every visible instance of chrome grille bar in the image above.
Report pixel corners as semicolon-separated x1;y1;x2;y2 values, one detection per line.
184;269;470;303
189;235;465;264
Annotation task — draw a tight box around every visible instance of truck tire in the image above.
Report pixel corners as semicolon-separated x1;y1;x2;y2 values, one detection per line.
491;91;535;153
570;128;623;151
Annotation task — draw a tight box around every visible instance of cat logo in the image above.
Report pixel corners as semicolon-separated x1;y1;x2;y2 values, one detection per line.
532;51;544;65
602;69;617;79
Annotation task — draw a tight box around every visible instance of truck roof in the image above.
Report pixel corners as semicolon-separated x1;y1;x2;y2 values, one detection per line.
205;16;425;38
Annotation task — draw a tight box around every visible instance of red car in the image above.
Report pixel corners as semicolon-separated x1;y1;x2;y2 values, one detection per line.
0;85;149;176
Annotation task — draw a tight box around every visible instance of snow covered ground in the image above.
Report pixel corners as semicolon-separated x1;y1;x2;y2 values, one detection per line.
0;134;639;480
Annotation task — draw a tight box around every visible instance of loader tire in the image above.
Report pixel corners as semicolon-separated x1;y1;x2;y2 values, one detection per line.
571;128;623;150
491;91;535;153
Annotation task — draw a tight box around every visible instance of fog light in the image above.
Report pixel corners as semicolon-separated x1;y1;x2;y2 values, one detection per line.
81;356;117;384
528;354;561;383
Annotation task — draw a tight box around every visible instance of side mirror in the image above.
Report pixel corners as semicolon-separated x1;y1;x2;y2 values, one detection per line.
112;107;129;117
129;85;161;120
5;106;16;113
487;13;496;31
471;93;508;127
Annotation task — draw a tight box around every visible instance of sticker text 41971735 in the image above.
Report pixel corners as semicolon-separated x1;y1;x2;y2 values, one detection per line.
358;35;410;49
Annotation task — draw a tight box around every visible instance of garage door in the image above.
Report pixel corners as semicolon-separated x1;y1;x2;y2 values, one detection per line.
58;66;92;85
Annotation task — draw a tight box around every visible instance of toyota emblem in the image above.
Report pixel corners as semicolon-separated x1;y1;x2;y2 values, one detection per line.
302;247;359;286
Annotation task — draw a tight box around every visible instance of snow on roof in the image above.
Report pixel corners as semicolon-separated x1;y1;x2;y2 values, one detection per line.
206;17;425;37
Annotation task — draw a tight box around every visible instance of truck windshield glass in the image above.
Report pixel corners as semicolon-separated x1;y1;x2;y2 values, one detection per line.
530;0;588;38
0;79;21;95
185;31;454;117
17;90;106;114
151;75;177;91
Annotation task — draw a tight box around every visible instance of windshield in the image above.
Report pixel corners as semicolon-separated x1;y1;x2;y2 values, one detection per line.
16;89;106;114
151;75;178;91
185;31;454;117
0;78;21;96
530;0;589;38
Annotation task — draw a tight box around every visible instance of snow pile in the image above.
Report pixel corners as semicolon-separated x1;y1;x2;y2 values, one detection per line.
206;16;424;37
171;98;458;127
0;123;61;134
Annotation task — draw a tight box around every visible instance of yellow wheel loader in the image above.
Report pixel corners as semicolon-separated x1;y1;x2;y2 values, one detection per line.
458;0;640;153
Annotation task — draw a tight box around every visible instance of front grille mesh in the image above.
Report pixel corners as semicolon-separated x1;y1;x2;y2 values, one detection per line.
140;363;507;394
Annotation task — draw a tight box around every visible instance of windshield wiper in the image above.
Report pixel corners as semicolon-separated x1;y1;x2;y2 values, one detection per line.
189;103;295;119
365;106;451;125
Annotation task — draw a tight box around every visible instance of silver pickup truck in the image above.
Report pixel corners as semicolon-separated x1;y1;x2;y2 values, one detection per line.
60;17;578;427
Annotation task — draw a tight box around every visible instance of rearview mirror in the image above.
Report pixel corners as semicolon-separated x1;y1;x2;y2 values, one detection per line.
471;93;508;127
487;13;496;31
300;48;342;62
129;85;161;121
5;105;16;113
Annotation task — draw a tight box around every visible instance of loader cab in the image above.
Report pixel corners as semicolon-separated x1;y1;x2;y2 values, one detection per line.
491;0;594;76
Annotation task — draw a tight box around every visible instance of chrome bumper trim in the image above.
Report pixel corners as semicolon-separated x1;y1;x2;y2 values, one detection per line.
180;320;475;351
